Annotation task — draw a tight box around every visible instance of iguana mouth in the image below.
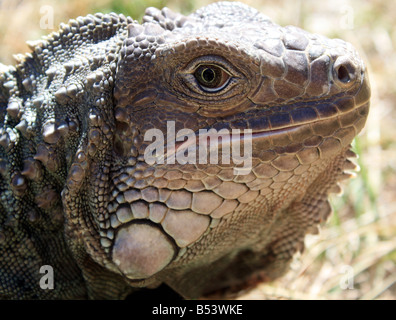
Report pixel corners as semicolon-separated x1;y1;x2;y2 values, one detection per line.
250;100;370;141
170;101;369;154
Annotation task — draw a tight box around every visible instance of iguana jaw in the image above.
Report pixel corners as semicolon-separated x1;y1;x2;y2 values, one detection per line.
109;95;370;284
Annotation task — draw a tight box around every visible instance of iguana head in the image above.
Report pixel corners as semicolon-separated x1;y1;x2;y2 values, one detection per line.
64;2;369;297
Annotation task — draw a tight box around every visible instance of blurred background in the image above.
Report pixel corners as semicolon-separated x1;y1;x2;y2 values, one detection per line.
0;0;395;299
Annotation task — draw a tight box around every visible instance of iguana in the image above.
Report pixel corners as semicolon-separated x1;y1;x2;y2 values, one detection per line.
0;1;370;299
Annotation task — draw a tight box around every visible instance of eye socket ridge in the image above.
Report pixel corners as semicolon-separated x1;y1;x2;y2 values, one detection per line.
193;64;231;92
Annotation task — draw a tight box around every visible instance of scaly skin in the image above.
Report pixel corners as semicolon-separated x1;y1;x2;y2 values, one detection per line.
0;2;370;299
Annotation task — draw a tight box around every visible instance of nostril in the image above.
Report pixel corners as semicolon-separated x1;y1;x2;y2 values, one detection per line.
333;56;357;87
336;65;351;83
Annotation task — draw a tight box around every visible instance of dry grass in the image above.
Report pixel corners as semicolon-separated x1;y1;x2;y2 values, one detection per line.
0;0;395;300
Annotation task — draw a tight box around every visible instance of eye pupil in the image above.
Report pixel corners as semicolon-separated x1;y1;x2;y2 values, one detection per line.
202;68;216;83
194;65;223;89
192;63;232;93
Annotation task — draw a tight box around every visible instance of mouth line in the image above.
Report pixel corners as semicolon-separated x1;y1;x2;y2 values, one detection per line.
169;122;305;154
201;100;369;143
250;123;303;139
154;101;368;163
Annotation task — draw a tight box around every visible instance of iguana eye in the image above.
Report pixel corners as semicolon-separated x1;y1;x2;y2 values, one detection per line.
193;64;231;92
